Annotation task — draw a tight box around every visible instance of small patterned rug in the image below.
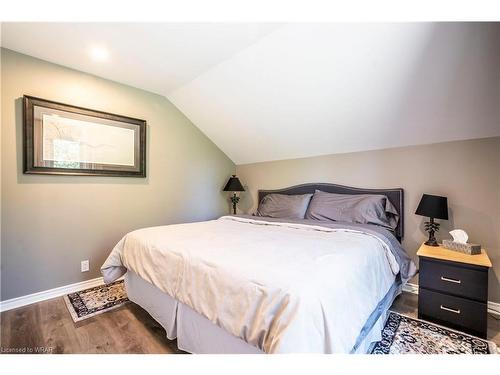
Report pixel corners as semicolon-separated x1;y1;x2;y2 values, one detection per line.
64;280;129;322
371;311;498;354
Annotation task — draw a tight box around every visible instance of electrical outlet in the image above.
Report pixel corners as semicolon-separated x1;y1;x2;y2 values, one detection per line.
81;260;89;272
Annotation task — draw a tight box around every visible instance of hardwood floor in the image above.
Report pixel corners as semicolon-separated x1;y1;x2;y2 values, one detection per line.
0;297;184;354
1;292;499;354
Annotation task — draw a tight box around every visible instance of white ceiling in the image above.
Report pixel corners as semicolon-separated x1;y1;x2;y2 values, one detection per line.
2;22;499;164
1;23;279;94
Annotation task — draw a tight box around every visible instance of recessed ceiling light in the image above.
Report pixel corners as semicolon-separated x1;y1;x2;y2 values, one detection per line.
89;46;109;62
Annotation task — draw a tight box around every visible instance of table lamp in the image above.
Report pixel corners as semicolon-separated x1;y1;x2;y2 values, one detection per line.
223;175;245;214
415;194;448;246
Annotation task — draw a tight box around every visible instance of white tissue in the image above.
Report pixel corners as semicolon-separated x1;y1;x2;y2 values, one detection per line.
450;229;468;244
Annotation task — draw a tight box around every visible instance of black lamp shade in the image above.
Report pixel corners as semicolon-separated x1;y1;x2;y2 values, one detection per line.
415;194;448;220
223;175;245;192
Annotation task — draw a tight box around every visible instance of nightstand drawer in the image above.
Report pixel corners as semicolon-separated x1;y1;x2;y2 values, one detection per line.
419;258;488;302
418;288;487;338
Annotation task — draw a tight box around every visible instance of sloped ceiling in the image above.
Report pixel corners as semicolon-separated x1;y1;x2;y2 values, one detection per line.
0;23;280;94
2;23;499;164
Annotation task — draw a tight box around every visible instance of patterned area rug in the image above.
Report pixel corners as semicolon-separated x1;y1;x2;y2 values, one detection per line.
371;311;498;354
64;280;129;322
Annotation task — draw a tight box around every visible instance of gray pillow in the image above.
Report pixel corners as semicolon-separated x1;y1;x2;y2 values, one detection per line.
305;190;399;230
256;193;313;219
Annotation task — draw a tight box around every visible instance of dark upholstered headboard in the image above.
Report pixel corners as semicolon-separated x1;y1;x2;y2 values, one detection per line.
258;183;404;242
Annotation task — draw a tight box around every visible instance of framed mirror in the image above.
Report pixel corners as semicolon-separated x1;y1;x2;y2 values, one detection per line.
23;96;146;177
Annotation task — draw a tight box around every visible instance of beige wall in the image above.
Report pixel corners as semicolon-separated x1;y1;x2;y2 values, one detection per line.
236;137;500;303
1;49;235;301
1;47;499;305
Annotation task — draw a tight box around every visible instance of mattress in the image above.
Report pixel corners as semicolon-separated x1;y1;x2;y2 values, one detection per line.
103;216;415;353
125;270;402;354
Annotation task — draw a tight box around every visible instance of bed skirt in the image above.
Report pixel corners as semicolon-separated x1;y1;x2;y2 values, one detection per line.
124;270;402;354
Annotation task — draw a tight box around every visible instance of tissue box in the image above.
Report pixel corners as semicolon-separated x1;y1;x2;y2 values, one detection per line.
442;239;481;255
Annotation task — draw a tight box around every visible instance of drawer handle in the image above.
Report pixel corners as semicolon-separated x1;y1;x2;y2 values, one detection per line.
440;305;461;314
441;276;461;284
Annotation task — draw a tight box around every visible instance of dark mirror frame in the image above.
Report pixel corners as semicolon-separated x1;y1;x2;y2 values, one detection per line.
23;95;147;177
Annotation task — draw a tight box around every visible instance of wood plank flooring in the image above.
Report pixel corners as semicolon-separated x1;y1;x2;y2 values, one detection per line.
1;292;498;354
0;297;184;354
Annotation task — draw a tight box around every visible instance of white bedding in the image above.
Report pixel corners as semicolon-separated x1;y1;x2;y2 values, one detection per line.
102;216;398;353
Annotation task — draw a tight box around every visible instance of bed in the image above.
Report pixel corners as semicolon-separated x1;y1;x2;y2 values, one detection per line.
101;183;417;354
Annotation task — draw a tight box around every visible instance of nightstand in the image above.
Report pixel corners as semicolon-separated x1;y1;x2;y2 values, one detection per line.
417;243;492;339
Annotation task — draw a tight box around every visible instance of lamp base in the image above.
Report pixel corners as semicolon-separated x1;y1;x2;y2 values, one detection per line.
424;238;439;247
425;229;439;246
424;219;440;246
230;193;240;215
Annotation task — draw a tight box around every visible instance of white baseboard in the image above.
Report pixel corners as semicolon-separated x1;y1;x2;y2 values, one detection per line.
402;282;419;295
403;282;500;316
0;277;105;313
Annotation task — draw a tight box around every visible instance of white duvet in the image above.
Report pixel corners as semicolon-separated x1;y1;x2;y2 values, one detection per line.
101;216;398;353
